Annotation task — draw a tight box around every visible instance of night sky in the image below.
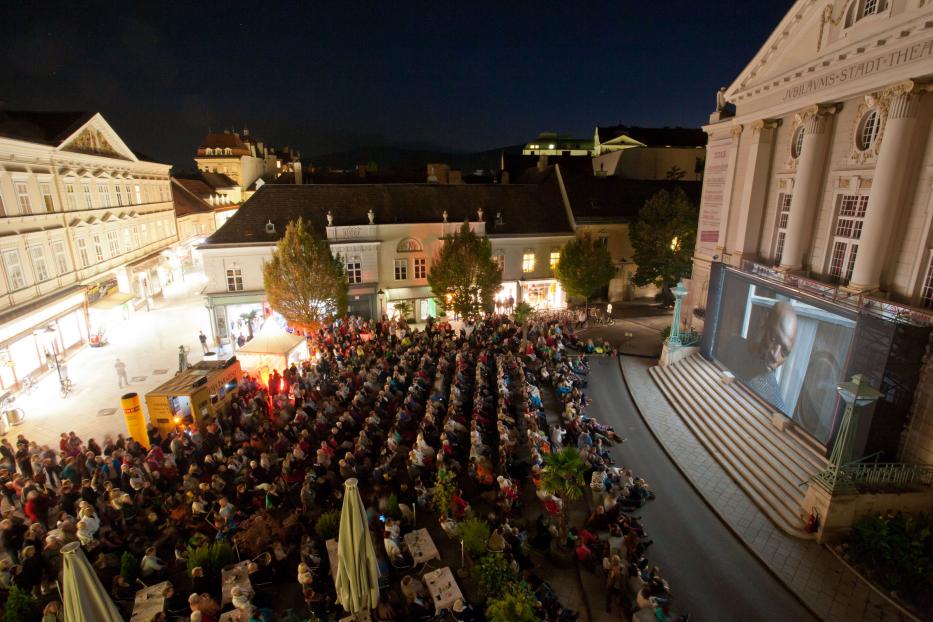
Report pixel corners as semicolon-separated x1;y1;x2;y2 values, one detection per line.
1;1;794;169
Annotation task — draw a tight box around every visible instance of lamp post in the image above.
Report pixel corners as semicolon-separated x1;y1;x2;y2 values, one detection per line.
376;289;385;320
816;374;883;494
38;325;64;386
666;280;689;347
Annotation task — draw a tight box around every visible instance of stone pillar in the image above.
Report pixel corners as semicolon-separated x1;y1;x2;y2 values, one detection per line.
849;81;926;291
732;119;779;261
779;105;837;271
667;281;688;347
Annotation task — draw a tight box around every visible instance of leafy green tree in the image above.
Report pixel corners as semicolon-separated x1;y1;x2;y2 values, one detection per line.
428;222;502;319
630;187;698;306
540;447;587;548
263;217;348;329
554;233;616;314
4;585;37;622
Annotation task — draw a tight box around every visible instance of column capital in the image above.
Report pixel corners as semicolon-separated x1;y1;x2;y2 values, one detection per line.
868;80;932;120
751;119;780;133
795;104;838;134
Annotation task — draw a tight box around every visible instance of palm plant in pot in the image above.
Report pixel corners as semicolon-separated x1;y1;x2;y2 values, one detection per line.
540;446;587;563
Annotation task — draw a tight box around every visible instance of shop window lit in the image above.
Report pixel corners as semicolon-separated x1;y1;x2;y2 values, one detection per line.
52;241;67;274
2;250;26;290
522;250;535;273
226;268;244;292
40;183;54;213
28;246;50;282
414;257;427;279
550;250;560;270
14;182;30;214
76;238;90;267
346;255;362;284
394;258;408;280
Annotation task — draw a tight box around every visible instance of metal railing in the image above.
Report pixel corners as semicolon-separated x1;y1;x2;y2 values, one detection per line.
679;330;702;347
804;455;933;492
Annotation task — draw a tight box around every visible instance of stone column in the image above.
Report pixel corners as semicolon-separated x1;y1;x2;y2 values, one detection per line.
732;119;779;262
849;81;926;291
779;105;837;271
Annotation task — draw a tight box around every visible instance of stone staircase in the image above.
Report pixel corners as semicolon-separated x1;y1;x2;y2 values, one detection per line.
649;354;828;538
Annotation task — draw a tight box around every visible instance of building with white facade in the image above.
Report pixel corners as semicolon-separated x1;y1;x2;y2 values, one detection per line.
0;111;176;391
197;179;574;348
194;128;302;202
688;0;933;465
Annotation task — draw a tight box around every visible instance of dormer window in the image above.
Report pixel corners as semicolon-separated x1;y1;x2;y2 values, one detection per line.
265;220;275;234
225;147;233;155
205;148;213;155
495;212;504;227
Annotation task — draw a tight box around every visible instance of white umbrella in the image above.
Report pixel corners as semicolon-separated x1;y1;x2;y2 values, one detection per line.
61;541;123;622
335;477;380;616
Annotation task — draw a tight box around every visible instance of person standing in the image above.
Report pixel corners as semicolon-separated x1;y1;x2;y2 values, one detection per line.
178;346;189;373
114;359;129;388
198;331;209;354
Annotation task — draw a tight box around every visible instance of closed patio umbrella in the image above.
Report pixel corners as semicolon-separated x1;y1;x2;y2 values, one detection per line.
335;477;380;616
61;541;123;622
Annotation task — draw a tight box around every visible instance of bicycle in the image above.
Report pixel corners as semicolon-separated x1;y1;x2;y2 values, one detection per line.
20;376;37;394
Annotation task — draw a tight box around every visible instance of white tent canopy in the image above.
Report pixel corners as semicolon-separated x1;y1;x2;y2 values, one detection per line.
61;541;123;622
236;322;308;374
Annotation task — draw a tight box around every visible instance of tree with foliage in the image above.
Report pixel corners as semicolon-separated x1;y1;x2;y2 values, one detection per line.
540;447;588;548
554;233;616;314
428;222;502;319
263;218;348;330
4;585;38;622
630;187;698;307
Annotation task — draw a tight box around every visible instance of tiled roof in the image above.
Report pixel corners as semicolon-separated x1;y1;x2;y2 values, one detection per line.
171;179;215;217
596;125;707;148
175;171;238;190
0;110;94;146
205;177;572;246
199;132;249;151
559;165;702;222
174;178;215;198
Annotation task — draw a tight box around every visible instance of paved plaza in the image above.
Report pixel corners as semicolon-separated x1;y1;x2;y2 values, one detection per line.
4;270;216;448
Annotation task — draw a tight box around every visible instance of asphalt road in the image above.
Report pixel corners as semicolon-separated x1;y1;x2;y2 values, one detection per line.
587;356;818;622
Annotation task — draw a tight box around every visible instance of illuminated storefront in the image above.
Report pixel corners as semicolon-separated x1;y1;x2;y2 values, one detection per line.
520;279;565;310
0;289;89;391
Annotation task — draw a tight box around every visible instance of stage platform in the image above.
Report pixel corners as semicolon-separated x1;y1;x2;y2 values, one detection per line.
649;353;827;538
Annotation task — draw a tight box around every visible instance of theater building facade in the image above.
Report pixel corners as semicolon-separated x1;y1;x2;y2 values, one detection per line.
688;0;933;464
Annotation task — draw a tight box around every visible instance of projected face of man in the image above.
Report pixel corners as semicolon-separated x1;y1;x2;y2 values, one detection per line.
757;300;798;371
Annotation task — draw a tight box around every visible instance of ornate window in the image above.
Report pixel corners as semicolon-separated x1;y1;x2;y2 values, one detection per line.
28;246;50;282
413;257;427;279
522;250;535;273
396;238;423;253
863;0;878;16
921;253;933;308
76;238;90;267
394;258;408;280
82;182;93;208
97;182;111;208
773;193;793;264
345;255;362;284
51;241;67;274
14;182;31;214
791;126;805;159
93;234;104;262
828;195;868;284
40;183;54;213
2;250;25;290
64;183;77;210
226;268;243;292
106;231;120;256
856;110;880;152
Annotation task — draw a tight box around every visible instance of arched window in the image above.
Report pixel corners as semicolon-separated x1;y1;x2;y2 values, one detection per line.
856;109;880;152
396;238;424;253
791;126;805;159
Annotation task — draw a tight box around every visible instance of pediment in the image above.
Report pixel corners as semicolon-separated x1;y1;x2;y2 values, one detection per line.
57;113;139;162
727;0;824;98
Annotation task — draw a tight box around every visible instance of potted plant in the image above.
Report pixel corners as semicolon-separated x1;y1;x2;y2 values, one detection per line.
470;553;515;600
432;467;457;517
485;582;539;622
314;510;341;542
4;585;38;622
460;517;491;560
540;446;587;565
119;550;138;582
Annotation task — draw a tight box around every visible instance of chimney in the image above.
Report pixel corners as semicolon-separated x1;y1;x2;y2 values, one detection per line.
294;160;303;185
501;171;510;185
537;154;548;172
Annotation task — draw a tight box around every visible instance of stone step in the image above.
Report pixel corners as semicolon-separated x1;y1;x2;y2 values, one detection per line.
649;357;816;538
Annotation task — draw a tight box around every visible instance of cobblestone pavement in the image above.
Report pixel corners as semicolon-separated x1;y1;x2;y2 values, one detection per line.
620;355;911;622
3;270;218;448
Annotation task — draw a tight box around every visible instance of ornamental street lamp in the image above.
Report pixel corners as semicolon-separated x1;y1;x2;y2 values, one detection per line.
38;325;64;386
666;280;689;347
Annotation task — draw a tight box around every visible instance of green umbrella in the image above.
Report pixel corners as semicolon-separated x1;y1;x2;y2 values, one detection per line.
335;477;380;615
61;541;123;622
